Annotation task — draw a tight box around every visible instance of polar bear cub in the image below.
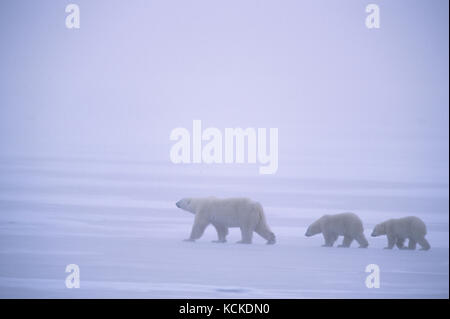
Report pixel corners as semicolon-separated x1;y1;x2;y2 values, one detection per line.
371;216;430;250
305;213;369;248
176;197;276;244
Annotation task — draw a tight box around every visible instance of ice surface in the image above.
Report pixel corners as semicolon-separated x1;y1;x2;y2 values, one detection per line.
0;157;447;298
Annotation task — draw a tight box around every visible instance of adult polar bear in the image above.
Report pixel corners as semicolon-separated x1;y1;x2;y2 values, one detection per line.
176;197;276;244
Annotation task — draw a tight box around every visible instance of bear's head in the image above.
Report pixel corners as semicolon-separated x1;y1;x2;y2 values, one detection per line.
305;218;322;237
175;198;196;214
371;222;387;237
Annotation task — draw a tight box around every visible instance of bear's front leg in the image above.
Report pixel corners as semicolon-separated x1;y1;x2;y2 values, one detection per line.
338;235;353;248
396;238;406;249
384;235;396;249
184;219;209;242
322;233;337;247
212;223;228;243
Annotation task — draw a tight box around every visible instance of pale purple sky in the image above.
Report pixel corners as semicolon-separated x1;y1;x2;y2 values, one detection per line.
0;0;448;181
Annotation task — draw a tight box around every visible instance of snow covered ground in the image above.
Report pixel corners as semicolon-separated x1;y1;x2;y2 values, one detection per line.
0;156;448;298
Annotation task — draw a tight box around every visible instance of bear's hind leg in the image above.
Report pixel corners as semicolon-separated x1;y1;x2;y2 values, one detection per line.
338;235;353;248
237;226;253;244
355;233;369;248
255;223;276;245
212;223;228;243
237;216;259;244
407;238;417;250
417;237;430;251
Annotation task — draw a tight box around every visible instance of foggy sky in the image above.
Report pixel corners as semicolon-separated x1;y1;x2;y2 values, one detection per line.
0;0;448;182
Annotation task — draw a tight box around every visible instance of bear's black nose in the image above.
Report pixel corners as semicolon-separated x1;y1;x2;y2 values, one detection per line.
175;201;180;208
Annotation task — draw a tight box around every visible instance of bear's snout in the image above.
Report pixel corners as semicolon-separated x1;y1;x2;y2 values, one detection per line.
175;201;181;208
371;231;377;237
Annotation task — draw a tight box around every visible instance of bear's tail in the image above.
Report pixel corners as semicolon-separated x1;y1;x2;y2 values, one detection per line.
254;202;276;245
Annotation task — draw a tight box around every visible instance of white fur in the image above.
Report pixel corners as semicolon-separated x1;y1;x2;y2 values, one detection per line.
305;212;369;248
176;197;276;244
371;216;430;250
